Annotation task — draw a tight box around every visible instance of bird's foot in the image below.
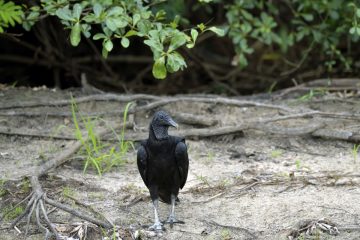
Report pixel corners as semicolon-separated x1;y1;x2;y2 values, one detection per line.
148;222;164;232
164;216;185;228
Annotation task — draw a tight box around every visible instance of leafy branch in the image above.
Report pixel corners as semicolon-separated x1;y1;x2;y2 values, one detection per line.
19;0;224;79
0;0;23;33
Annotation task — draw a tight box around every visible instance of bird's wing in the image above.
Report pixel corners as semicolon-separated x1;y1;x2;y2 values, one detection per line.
175;139;189;189
137;143;149;188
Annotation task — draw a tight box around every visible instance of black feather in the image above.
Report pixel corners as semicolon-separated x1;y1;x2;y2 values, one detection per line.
137;111;189;204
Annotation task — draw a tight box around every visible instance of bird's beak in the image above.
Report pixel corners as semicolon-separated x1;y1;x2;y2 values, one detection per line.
167;118;179;129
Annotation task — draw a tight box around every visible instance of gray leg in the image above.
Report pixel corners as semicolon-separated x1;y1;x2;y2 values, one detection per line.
149;199;164;231
165;194;185;228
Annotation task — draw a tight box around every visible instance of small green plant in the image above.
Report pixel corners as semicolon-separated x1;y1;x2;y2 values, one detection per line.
295;159;301;170
71;98;134;175
352;144;360;162
298;88;326;101
270;149;283;158
220;229;232;240
0;179;7;197
207;151;215;161
20;178;31;193
217;178;230;190
197;175;210;186
62;186;75;198
297;233;305;240
2;205;24;221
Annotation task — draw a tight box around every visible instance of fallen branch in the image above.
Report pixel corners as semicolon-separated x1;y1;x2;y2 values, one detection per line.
312;129;360;142
0;94;293;113
275;78;360;99
0;93;159;110
172;112;218;127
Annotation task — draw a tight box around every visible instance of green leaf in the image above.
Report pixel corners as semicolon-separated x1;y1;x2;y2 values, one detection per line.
104;39;113;51
191;29;198;42
107;6;124;16
121;37;130;48
166;51;186;72
241;10;253;21
357;9;360;18
152;56;167;79
125;29;138;37
105;17;127;31
132;13;141;26
82;14;97;23
70;22;81;46
168;32;187;52
102;48;108;58
137;20;151;35
93;3;103;17
155;10;166;21
207;26;225;36
56;6;73;21
81;24;91;38
238;53;248;67
197;23;206;32
105;18;117;31
73;3;82;20
301;13;313;22
144;39;163;52
141;11;151;19
350;27;356;35
93;33;106;40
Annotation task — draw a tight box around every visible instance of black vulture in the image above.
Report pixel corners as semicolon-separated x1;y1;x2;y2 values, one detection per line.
137;111;189;231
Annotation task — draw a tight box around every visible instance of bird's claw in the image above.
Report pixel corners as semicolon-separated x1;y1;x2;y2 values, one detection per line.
148;222;164;232
164;217;185;228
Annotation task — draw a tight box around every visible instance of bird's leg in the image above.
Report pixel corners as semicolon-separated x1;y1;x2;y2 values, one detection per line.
165;194;185;228
148;199;164;231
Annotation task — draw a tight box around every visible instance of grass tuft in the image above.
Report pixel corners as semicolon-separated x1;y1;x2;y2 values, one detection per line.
352;144;360;163
2;205;24;221
270;149;283;158
0;179;7;197
298;88;326;101
70;97;134;175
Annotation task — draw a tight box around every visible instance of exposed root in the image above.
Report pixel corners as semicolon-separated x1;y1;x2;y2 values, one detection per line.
10;176;60;239
5;121;125;238
10;176;113;239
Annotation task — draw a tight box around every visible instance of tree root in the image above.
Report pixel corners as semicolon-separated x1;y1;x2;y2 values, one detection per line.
10;176;112;239
5;122;125;238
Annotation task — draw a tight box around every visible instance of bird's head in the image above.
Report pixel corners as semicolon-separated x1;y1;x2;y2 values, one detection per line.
150;111;178;140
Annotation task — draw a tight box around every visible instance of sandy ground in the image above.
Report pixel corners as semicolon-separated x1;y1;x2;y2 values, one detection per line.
0;87;360;240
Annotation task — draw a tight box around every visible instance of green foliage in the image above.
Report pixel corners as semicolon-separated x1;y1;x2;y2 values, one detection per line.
2;0;359;81
352;144;360;162
298;88;326;101
71;99;134;175
0;179;7;197
225;0;360;70
2;204;24;221
62;186;76;198
17;0;223;79
270;149;283;158
0;0;23;33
